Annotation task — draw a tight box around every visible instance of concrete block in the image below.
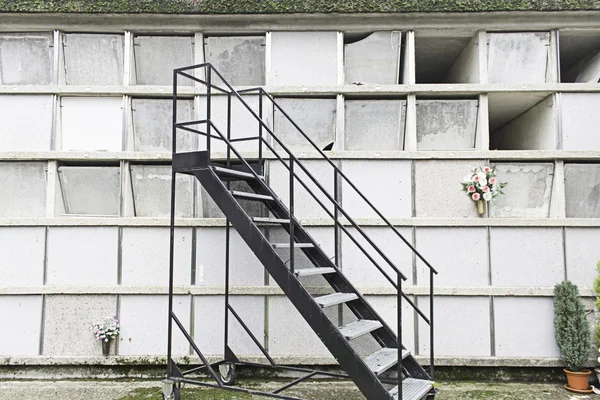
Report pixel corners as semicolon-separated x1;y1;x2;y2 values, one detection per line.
561;93;600;151
416;100;478;150
365;295;415;352
130;165;194;218
196;228;264;286
0;295;42;356
121;228;192;286
64;34;124;85
43;295;117;356
344;100;406;151
416;228;488;286
415;160;486;218
270;32;338;86
0;33;53;85
132;98;195;152
0;162;46;217
0;95;53;151
194;296;265;356
341;160;411;219
133;36;194;86
274;98;336;152
0;227;45;286
58;166;120;216
489;163;553;218
487;32;549;84
565;228;600;287
344;32;401;84
490;228;564;286
119;295;191;356
494;297;560;357
418;296;490;357
46;227;118;285
565;164;600;218
342;227;413;287
205;36;265;86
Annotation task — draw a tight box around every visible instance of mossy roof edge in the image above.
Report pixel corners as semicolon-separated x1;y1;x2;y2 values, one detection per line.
1;0;600;14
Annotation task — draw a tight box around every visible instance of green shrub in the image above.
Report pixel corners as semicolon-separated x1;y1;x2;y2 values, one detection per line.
554;280;590;372
594;261;600;348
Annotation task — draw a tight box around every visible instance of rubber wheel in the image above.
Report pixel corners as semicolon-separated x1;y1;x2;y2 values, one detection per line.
219;362;237;386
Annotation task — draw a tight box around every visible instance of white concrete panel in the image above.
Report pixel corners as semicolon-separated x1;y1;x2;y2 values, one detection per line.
561;93;600;151
494;297;560;357
61;97;123;151
46;227;118;285
119;295;191;356
268;296;330;357
418;296;490;357
196;228;264;286
416;228;488;286
565;164;600;218
121;228;192;286
342;227;413;287
0;295;42;356
487;32;549;83
194;296;265;356
58;166;120;216
0;33;53;85
270;32;338;86
416;100;478;150
43;295;117;356
64;34;124;85
490;163;553;218
130;165;194;218
133;36;194;85
341;160;411;219
490;228;564;286
0;95;53;151
344;32;401;84
415;160;486;218
0;162;46;217
344;100;405;151
0;227;45;286
565;228;600;287
205;36;265;86
366;295;415;352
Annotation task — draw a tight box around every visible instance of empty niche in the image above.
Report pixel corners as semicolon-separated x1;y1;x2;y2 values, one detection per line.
130;165;194;217
561;93;600;150
273;98;336;151
0;33;53;85
0;95;53;151
489;163;554;218
487;32;551;84
58;166;120;216
416;99;478;150
63;34;124;85
0;162;47;217
133;36;194;86
560;30;600;83
344;32;401;84
270;32;338;86
205;36;265;86
565;164;600;218
344;100;406;151
132;98;195;152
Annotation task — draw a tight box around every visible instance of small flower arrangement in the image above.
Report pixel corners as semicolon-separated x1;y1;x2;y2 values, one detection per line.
461;166;507;202
90;315;120;342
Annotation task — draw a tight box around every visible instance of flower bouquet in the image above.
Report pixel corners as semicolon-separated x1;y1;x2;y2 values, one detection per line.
461;166;507;216
90;315;120;355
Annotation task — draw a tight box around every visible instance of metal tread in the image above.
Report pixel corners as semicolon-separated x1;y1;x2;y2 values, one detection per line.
390;378;434;400
338;319;383;340
364;348;401;375
230;190;273;201
314;292;358;308
212;166;265;180
295;267;337;277
252;217;290;224
271;243;314;248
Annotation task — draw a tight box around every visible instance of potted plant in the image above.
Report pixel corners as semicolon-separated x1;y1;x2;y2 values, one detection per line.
554;280;591;392
593;261;600;382
90;315;120;356
460;166;507;216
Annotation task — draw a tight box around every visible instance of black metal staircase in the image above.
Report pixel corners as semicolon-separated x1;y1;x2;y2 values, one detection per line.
163;64;438;400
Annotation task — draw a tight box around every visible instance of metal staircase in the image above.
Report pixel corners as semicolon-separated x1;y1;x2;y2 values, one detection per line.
163;64;438;400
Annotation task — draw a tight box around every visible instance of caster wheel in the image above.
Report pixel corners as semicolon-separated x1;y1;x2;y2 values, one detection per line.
219;362;237;386
161;380;180;400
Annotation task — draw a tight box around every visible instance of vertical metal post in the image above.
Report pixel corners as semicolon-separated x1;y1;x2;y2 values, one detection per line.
224;91;232;356
258;91;263;167
206;67;212;156
289;159;294;274
334;170;339;267
227;92;232;167
398;271;403;399
430;270;435;379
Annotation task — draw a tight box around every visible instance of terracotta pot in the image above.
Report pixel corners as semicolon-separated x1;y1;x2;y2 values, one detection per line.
564;368;590;390
476;199;486;216
102;340;111;356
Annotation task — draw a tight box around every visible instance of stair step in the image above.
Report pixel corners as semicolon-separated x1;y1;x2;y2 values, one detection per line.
338;320;382;340
364;348;410;375
231;191;273;201
213;166;265;180
390;378;434;400
271;243;314;248
295;267;337;277
252;217;290;224
314;293;358;308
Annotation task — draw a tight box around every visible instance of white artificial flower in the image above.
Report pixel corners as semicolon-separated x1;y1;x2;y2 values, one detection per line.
483;192;492;201
477;171;487;181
